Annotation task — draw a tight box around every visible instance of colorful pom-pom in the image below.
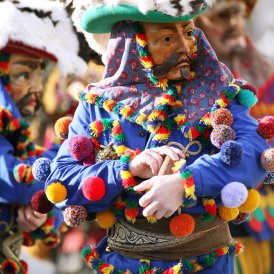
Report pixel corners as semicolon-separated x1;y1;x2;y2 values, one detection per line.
96;210;116;229
218;206;239;221
220;141;243;167
83;154;96;166
237;88;258;107
82;176;106;201
238;189;260;213
45;180;67;203
210;108;233;128
169;214;195;237
68;134;94;161
13;163;34;184
210;125;236;148
258;116;274;139
32;157;51;182
63;205;87;227
54;116;72;139
221;182;248;208
231;212;249;225
31;190;53;214
261;148;274;172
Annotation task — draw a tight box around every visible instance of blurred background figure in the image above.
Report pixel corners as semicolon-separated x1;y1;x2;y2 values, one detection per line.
0;0;87;273
196;1;273;274
248;0;274;63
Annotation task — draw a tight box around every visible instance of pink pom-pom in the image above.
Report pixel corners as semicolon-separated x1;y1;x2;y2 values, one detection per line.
68;135;94;161
82;176;106;201
210;108;233;128
261;148;274;172
258;116;274;139
63;205;87;227
210;125;236;148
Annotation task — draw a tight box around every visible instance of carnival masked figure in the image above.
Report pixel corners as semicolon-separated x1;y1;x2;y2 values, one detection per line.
43;1;271;273
0;0;86;272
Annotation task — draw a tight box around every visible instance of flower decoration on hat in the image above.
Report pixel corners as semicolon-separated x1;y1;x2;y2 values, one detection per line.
45;179;67;203
258;116;274;140
32;157;51;182
237;84;258;108
220;141;243;167
31;190;53;214
68;134;94;162
210;125;236;148
261;148;274;172
64;205;87;227
13;163;34;184
54;116;73;139
82;176;106;201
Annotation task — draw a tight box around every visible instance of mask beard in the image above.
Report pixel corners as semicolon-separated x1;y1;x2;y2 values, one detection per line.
152;52;195;80
16;91;42;119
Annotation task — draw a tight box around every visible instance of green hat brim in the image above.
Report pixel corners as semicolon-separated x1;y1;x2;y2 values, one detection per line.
81;5;208;34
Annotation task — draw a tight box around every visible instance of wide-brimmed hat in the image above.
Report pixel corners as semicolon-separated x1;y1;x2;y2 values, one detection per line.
71;0;212;59
0;0;87;76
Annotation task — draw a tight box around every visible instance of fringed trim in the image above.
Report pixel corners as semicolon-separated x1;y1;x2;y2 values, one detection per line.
24;210;60;248
0;52;11;92
202;198;217;222
0;107;39;159
1;258;28;274
81;242;244;274
181;170;197;207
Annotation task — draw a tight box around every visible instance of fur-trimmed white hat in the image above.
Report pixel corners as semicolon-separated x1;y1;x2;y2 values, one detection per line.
0;0;87;76
71;0;212;61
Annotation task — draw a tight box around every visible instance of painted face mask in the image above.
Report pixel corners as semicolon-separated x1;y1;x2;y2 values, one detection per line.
9;54;44;118
142;21;196;80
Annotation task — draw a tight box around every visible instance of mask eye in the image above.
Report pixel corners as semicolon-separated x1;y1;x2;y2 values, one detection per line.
187;30;194;37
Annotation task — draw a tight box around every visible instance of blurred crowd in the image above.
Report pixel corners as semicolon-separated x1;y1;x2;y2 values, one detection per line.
0;0;273;274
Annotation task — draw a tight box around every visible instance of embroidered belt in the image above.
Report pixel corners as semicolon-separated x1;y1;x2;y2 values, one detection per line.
107;216;232;261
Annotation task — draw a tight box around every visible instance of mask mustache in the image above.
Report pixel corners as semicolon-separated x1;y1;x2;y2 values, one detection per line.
16;91;42;118
152;52;194;79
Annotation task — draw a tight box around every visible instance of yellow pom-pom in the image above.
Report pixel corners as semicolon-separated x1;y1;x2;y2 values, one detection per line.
96;210;116;229
218;206;239;221
238;189;260;213
46;182;67;203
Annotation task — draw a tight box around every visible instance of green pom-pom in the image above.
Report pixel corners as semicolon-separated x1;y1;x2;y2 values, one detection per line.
237;89;258;107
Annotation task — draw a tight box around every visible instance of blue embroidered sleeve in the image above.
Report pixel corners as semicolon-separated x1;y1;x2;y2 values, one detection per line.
47;101;124;212
186;100;269;197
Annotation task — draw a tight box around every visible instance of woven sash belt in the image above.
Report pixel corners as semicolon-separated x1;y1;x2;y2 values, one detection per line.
107;216;232;260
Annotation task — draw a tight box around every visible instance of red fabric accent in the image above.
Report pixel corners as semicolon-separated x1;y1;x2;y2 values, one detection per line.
257;72;274;100
1;41;57;62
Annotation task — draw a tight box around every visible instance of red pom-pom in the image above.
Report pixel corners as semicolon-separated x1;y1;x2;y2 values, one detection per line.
68;134;94;161
82;176;106;201
169;214;195;237
31;190;53;214
241;84;257;96
258;116;274;139
54;117;72;139
210;108;233;128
